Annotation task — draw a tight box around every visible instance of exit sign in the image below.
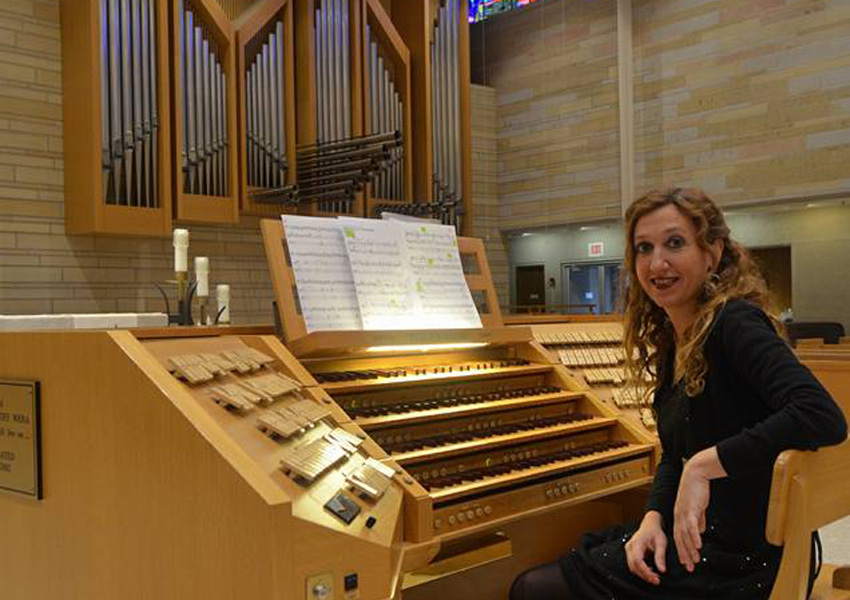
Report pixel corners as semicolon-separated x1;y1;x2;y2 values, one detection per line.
588;242;604;257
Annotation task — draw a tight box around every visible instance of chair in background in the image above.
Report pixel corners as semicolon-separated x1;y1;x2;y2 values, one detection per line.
786;322;846;346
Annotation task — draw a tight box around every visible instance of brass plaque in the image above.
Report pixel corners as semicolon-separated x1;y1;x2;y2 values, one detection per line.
0;380;41;499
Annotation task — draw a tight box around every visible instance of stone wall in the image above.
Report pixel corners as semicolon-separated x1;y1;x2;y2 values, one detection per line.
473;0;622;230
472;0;850;230
470;84;510;306
634;0;850;202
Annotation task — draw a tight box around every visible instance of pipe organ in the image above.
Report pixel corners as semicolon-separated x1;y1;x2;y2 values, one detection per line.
100;0;160;209
169;0;240;224
365;23;405;202
314;0;352;147
179;0;230;199
62;0;172;235
361;0;413;210
237;0;298;214
430;0;464;230
296;132;400;213
245;23;287;192
61;0;473;235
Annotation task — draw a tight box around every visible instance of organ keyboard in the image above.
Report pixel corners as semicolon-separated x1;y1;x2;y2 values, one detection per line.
511;317;658;438
295;329;656;546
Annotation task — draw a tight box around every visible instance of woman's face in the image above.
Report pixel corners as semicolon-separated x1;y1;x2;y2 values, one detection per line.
633;204;719;316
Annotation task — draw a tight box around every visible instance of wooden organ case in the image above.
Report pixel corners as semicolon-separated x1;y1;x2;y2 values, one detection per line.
261;218;658;599
59;0;473;235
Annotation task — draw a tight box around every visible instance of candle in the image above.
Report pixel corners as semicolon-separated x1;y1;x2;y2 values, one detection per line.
216;284;230;324
195;257;209;297
173;229;189;272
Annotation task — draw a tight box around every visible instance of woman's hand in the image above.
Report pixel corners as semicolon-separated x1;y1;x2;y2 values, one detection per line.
625;511;667;585
673;447;726;572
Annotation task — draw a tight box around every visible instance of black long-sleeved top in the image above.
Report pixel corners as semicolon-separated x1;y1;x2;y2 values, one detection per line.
644;299;847;544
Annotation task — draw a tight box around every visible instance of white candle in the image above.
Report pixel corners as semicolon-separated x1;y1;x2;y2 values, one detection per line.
173;229;189;273
195;257;209;297
216;284;230;323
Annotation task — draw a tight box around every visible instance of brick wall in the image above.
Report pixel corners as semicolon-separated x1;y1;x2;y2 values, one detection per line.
0;0;275;323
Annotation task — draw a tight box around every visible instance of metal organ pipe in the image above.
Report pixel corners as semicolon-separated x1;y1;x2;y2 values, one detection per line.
174;2;230;198
364;22;405;202
429;0;462;230
308;0;361;212
244;18;289;197
100;0;160;207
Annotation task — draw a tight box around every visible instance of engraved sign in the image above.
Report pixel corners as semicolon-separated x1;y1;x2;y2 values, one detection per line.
0;380;41;499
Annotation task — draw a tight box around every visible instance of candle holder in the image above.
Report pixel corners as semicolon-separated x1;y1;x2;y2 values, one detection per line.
154;280;228;326
155;278;197;326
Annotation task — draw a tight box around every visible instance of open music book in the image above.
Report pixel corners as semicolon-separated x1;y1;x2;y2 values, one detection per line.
282;215;482;333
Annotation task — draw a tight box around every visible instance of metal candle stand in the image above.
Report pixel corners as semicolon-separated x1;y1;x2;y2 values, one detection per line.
155;275;197;326
155;280;229;326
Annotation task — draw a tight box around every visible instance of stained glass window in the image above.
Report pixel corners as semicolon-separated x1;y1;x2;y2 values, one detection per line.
469;0;547;23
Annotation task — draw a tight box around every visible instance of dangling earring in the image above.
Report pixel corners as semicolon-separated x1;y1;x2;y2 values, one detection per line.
703;271;721;299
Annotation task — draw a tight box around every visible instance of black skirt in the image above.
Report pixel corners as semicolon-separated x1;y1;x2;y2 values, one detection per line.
557;519;784;600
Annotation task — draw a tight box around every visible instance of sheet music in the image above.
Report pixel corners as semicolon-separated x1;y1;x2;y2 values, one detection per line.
400;222;482;329
281;215;362;332
337;218;418;330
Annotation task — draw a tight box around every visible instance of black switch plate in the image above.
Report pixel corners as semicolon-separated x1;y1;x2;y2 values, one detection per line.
344;573;359;591
324;492;361;525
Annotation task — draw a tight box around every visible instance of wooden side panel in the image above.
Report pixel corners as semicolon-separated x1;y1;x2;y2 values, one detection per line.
458;236;503;328
294;0;317;145
0;331;291;599
59;0;98;234
260;217;308;342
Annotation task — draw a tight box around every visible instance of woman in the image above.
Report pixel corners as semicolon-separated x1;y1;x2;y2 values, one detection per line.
511;188;847;599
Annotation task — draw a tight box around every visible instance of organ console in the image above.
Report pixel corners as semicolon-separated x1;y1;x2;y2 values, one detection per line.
0;226;658;599
260;218;658;597
507;315;658;438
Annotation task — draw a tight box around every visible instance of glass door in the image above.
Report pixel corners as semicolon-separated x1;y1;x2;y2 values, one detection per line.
565;264;600;314
562;261;622;314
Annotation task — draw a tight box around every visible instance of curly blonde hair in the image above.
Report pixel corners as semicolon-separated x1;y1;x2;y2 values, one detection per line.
622;188;779;398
